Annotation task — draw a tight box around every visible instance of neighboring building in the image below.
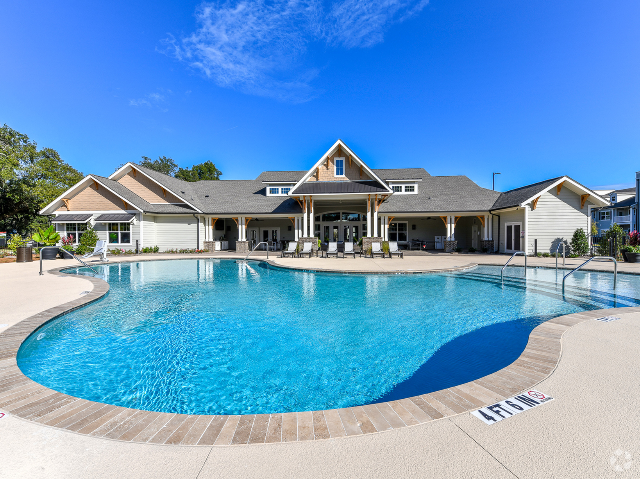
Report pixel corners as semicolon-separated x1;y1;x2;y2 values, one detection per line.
591;187;636;234
40;139;608;254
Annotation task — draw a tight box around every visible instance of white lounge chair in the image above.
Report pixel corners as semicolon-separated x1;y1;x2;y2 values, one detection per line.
343;242;356;258
325;241;338;258
82;240;108;262
371;242;385;258
282;242;297;258
299;242;313;258
388;241;403;259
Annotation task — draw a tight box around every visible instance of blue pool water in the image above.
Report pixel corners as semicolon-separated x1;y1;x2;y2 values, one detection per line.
17;260;640;415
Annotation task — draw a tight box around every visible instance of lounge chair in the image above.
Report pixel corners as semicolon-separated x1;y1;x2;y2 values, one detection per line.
371;242;385;258
298;242;313;258
282;242;297;258
324;241;338;258
343;242;356;258
388;241;403;259
82;240;108;262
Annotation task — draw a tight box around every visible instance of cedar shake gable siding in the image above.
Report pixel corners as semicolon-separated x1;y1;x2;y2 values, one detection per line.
306;151;371;182
56;182;127;212
118;170;183;204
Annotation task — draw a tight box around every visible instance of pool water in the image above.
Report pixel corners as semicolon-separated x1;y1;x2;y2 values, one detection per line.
17;260;640;415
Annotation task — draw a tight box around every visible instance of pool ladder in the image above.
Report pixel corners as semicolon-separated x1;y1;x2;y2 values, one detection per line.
562;256;617;294
501;251;527;282
237;241;269;264
39;246;100;276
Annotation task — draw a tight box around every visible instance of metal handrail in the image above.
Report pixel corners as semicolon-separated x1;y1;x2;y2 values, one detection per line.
562;256;617;293
555;242;566;270
39;246;99;276
243;241;269;261
501;251;527;282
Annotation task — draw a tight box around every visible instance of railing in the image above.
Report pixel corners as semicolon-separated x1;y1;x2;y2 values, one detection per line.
615;215;631;223
562;256;617;294
242;241;269;261
39;246;99;276
554;242;566;270
501;251;527;282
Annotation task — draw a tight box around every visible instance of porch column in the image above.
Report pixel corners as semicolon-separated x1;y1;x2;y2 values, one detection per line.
236;217;242;241
373;195;379;237
483;214;489;240
449;216;455;240
367;195;372;237
302;197;308;238
309;196;314;237
295;217;299;241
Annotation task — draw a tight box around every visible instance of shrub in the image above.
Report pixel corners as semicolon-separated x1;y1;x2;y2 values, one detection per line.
629;231;639;247
570;228;589;257
7;234;29;254
76;226;99;255
382;241;390;254
455;247;462;252
32;225;60;246
468;247;476;253
542;252;551;257
141;246;160;253
591;221;598;236
109;248;125;255
61;234;75;254
597;223;626;259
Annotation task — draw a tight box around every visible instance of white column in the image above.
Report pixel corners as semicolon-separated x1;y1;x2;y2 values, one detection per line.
303;198;308;238
309;197;314;237
524;206;529;254
367;197;372;237
373;198;379;237
449;216;455;240
295;217;299;241
237;217;242;242
483;214;489;240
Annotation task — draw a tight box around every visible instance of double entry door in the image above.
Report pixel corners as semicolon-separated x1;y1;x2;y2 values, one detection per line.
322;224;359;243
505;223;521;252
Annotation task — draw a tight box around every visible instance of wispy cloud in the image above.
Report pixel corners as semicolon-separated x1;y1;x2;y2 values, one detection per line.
163;0;427;102
129;89;173;110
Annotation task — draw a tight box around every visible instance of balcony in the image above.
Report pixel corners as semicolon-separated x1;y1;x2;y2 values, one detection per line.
615;215;631;223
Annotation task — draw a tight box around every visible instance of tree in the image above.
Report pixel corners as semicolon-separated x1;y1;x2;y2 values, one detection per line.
175;160;223;182
570;228;589;257
590;221;598;236
597;223;626;259
139;156;178;176
0;124;83;234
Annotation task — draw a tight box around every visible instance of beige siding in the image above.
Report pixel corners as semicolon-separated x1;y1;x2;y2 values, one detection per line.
306;152;372;182
492;209;525;253
527;189;593;254
118;171;182;204
56;183;125;211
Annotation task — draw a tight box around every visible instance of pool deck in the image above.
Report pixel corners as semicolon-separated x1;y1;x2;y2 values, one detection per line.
1;254;639;478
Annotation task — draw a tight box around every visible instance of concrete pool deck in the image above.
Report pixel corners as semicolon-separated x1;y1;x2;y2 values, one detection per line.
1;254;639;478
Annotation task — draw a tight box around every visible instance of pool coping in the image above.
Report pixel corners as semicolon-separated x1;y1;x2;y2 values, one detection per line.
1;260;637;447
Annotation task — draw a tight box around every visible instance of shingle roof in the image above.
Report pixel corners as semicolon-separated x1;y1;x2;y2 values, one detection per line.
610;197;635;208
95;213;136;222
373;168;430;179
490;177;563;211
379;176;501;213
292;181;389;195
255;171;306;182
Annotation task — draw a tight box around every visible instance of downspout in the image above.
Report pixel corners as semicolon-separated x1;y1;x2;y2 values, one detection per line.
193;214;199;250
491;212;500;254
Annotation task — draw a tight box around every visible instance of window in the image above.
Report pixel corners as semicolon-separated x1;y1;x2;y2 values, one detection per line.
108;223;131;244
389;222;408;242
321;212;341;222
269;187;279;195
392;185;402;193
334;158;344;176
341;213;360;221
389;183;417;194
281;187;291;195
63;223;87;244
599;211;611;221
618;208;630;217
610;194;617;203
404;185;415;193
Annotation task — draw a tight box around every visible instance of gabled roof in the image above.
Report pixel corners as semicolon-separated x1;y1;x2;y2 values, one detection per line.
289;139;393;195
491;176;609;210
256;171;306;182
609;197;635;209
292;180;389;195
379;176;501;213
374;168;430;180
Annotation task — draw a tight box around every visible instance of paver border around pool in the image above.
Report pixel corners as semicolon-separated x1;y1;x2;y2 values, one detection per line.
2;258;638;447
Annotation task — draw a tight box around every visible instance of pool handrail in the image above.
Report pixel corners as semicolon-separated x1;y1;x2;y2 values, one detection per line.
501;251;527;282
554;242;566;270
562;256;617;294
39;246;99;276
243;241;269;261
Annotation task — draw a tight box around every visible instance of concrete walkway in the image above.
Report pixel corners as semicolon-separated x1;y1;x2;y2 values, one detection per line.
0;255;638;478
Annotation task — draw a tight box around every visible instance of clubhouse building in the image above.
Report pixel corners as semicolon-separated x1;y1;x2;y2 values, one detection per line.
40;140;609;255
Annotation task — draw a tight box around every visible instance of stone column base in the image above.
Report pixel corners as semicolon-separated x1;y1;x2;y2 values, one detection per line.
299;237;318;255
235;241;249;254
204;241;214;253
481;240;495;253
444;240;458;253
363;237;383;256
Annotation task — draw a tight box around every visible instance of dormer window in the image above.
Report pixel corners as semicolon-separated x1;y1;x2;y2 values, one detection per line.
610;194;617;203
389;182;418;194
266;184;295;196
334;158;345;177
392;185;402;193
269;187;279;195
281;187;291;195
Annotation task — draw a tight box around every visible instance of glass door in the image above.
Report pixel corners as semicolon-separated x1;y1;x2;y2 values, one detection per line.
505;223;521;251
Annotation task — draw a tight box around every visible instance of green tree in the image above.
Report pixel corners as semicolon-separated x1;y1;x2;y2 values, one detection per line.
590;221;598;236
76;226;99;255
597;223;626;259
139;156;178;176
570;228;589;257
175;160;223;182
0;124;83;234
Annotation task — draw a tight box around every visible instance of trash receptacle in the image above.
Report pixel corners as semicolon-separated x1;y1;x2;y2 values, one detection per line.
16;246;33;262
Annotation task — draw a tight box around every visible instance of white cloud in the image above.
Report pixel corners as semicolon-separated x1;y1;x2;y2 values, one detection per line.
164;0;427;102
129;89;172;109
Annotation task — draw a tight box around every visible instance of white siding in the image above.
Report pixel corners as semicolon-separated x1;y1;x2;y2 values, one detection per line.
527;189;593;254
153;215;198;250
141;214;157;248
491;209;525;253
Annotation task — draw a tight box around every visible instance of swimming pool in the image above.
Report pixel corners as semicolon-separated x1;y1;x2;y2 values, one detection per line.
17;259;640;415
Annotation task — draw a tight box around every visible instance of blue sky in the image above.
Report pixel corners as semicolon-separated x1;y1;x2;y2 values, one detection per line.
1;0;639;191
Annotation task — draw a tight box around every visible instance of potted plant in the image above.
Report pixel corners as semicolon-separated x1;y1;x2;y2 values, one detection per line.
624;231;640;262
32;226;61;260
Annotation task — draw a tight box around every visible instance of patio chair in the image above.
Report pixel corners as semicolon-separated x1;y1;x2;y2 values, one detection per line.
388;241;403;259
82;240;108;262
282;242;297;258
298;242;313;258
371;242;385;259
324;241;339;258
342;242;356;258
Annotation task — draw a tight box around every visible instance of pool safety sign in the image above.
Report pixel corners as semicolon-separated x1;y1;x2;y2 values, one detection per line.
471;390;553;425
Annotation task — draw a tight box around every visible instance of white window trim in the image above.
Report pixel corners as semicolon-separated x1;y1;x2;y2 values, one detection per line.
600;210;611;221
266;184;295;196
390;183;418;195
107;223;132;245
334;157;345;177
504;222;523;252
59;223;88;245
